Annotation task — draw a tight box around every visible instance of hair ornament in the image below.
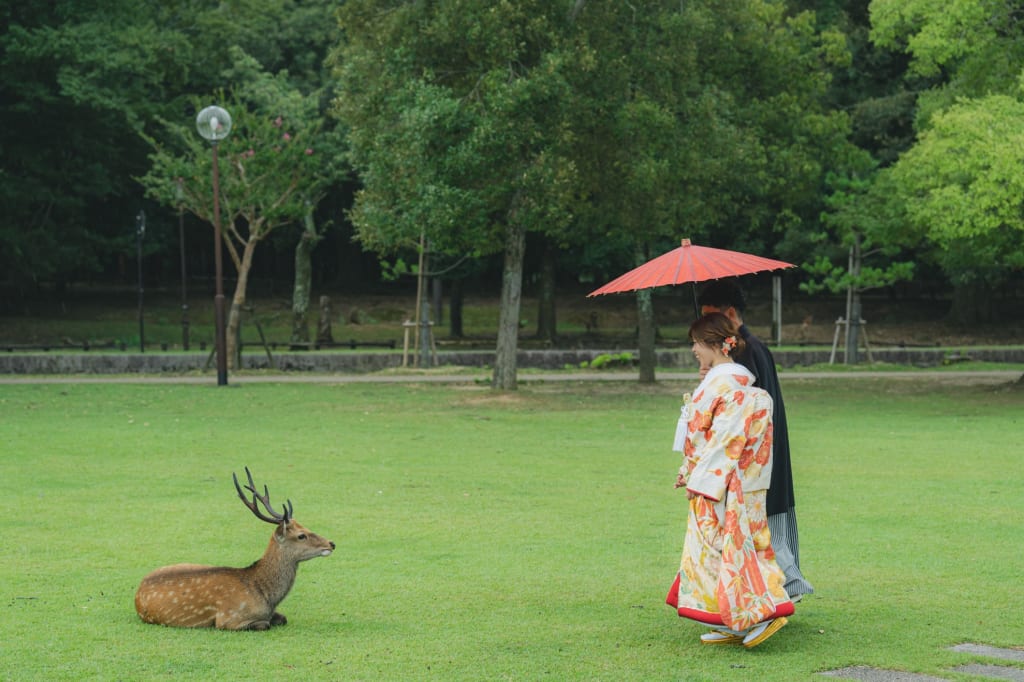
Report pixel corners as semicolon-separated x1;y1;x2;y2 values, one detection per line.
721;335;737;356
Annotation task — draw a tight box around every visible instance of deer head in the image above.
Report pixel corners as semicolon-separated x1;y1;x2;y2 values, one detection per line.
233;466;335;562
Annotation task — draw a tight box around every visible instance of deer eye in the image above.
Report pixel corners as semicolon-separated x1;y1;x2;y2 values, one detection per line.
297;534;307;540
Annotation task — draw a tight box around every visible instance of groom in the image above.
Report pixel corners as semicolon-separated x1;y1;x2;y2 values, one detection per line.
697;279;814;601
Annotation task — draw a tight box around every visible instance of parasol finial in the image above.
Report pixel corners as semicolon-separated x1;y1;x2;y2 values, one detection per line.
681;238;691;247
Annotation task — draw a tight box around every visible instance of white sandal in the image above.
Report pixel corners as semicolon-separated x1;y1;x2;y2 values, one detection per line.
700;630;745;645
742;617;788;649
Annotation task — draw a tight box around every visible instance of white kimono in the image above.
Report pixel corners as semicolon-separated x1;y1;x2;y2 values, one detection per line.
667;363;794;630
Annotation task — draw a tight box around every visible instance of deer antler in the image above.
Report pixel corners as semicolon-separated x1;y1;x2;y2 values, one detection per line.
233;467;293;525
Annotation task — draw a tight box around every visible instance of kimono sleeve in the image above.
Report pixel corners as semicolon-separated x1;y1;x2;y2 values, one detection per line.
672;393;692;453
686;394;753;502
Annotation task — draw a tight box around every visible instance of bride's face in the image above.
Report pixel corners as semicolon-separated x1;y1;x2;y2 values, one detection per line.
691;339;719;371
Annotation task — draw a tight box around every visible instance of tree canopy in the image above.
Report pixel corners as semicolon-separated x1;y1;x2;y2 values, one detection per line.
334;0;589;388
2;0;1022;344
0;0;342;297
884;95;1024;283
868;0;1024;322
334;0;856;384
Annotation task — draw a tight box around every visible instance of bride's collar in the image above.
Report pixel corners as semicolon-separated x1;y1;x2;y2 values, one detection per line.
695;362;755;394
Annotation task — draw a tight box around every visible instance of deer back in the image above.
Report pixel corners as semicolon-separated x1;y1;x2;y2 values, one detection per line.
135;563;254;629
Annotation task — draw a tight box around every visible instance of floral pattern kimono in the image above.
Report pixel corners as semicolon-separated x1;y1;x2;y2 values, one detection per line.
666;363;795;631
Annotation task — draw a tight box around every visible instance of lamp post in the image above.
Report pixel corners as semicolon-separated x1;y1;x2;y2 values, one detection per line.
196;106;232;386
136;209;146;353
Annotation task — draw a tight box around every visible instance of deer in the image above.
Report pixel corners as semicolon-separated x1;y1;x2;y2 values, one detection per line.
134;467;335;630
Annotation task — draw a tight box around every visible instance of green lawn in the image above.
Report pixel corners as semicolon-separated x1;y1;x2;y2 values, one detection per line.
1;378;1022;680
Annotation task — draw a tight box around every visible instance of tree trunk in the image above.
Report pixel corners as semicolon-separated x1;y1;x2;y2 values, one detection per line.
418;276;432;368
226;240;258;370
846;293;862;365
432;277;443;326
417;248;430;366
636;287;656;383
290;210;318;345
412;232;427;364
536;238;557;344
845;235;861;365
317;295;334;344
492;220;527;391
449;279;464;338
949;278;993;325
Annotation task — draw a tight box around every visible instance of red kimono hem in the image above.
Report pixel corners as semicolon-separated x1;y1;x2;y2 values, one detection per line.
665;574;795;626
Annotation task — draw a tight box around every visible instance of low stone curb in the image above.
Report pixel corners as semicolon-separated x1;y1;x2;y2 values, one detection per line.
0;346;1021;375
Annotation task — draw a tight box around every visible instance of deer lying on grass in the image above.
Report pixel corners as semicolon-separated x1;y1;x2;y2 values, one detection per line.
135;468;334;630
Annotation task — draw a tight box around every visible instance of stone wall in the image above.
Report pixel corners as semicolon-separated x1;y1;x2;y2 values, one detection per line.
0;347;1021;375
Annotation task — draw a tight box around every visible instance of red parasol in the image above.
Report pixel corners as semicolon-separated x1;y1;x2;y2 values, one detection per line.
587;238;795;315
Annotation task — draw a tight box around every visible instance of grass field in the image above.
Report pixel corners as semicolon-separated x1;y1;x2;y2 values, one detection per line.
2;377;1023;680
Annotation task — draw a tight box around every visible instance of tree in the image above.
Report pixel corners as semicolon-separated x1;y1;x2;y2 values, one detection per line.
870;0;1024;107
0;2;194;295
571;1;851;380
784;2;921;344
801;156;915;361
139;50;342;365
868;0;1024;321
881;95;1024;324
1;0;345;303
578;3;761;381
815;1;921;168
334;0;581;389
334;1;856;386
291;205;321;345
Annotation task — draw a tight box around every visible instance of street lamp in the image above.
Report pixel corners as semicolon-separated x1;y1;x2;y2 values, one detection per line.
196;105;232;386
136;209;146;353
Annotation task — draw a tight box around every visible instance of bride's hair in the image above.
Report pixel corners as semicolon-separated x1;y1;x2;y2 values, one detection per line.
688;312;746;359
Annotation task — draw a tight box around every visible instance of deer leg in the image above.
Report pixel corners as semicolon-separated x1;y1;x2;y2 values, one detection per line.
270;612;288;626
244;620;272;631
218;611;273;631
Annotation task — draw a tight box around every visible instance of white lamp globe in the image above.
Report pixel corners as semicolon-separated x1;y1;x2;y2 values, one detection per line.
196;106;233;142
